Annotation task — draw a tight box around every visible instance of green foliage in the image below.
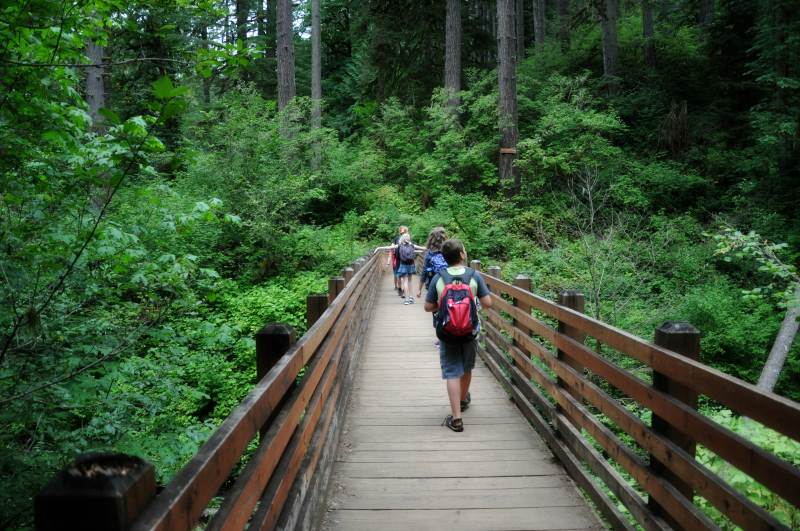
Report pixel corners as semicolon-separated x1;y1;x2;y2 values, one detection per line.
696;410;800;530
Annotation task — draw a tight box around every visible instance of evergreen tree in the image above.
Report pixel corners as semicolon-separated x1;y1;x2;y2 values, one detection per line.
277;0;296;110
497;0;518;196
446;0;462;110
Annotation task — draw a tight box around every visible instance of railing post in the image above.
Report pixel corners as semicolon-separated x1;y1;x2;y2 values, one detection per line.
341;267;354;285
513;275;532;356
649;321;700;531
35;453;156;531
557;290;586;438
355;258;366;272
328;276;345;306
351;260;361;273
486;266;502;296
256;323;296;440
306;293;329;329
469;259;482;272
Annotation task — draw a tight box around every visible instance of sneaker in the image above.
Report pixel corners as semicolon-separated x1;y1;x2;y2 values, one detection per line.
408;297;414;303
404;299;410;305
398;289;404;297
434;341;440;348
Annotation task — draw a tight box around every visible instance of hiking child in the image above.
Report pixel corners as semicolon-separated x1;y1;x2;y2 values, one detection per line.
424;239;492;432
387;226;408;296
417;227;448;300
374;233;426;305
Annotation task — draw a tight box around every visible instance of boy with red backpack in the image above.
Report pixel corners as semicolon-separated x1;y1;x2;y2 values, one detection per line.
424;239;492;432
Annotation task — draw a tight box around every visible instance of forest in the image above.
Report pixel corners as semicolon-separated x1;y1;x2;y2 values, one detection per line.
1;0;799;529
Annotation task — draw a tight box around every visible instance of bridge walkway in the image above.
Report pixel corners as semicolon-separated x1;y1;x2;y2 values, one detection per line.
320;271;603;531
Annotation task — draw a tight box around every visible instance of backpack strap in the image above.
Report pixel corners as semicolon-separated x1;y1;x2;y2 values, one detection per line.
439;267;474;286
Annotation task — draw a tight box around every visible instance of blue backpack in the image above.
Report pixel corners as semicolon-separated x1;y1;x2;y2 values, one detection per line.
425;252;449;289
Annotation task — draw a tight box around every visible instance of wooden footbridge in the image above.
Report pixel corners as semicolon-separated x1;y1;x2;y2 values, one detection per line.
37;252;800;531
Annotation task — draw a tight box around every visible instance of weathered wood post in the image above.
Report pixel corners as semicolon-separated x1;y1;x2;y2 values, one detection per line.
513;275;532;356
256;322;296;439
328;276;345;306
649;321;701;531
485;266;501;297
355;258;366;273
349;260;359;273
469;259;482;272
306;293;329;329
341;267;354;285
556;290;586;440
35;453;156;531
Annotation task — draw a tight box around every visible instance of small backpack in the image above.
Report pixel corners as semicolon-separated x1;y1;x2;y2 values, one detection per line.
398;242;416;263
435;269;480;344
425;252;449;289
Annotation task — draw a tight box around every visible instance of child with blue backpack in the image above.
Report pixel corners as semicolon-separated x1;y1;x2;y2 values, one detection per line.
424;239;492;432
416;227;449;300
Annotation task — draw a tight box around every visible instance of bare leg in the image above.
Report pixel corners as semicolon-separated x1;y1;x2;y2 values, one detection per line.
460;370;472;402
446;378;461;420
402;276;410;298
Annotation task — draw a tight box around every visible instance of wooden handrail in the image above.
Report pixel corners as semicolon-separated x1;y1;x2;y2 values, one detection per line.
481;274;800;442
121;252;380;531
478;271;800;531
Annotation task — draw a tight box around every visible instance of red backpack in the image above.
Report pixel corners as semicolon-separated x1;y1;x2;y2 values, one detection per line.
435;269;480;344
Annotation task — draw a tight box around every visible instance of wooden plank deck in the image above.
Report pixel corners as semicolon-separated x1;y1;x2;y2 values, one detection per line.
320;271;604;531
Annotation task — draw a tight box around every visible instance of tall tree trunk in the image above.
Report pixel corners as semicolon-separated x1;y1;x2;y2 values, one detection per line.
600;0;620;95
757;304;800;392
237;0;249;43
85;42;106;134
202;26;211;103
266;0;277;59
497;0;518;198
533;0;546;54
556;0;571;52
643;0;656;69
276;0;295;111
700;0;715;24
446;0;462;111
516;0;525;60
311;0;321;127
86;39;111;209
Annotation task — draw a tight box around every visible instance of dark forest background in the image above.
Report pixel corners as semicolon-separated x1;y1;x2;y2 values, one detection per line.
1;0;799;528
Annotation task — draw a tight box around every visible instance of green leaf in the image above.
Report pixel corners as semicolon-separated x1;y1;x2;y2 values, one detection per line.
160;100;186;122
147;101;162;112
202;68;212;78
152;76;174;99
98;107;120;125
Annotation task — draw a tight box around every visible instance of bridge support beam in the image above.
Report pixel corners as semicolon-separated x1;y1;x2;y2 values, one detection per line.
35;453;156;531
256;322;297;440
341;267;354;285
306;293;329;329
557;290;586;450
648;321;700;531
328;276;345;306
512;275;532;356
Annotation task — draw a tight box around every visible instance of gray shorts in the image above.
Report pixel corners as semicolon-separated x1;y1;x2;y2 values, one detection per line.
439;339;477;379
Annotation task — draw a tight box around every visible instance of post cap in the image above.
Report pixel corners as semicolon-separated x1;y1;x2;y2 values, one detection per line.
514;274;531;280
256;322;296;337
35;453;155;531
655;321;699;335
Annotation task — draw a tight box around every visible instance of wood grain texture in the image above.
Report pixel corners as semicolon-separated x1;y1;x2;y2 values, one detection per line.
321;273;604;531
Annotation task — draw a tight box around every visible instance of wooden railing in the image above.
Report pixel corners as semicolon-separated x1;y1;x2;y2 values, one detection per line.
473;261;800;531
36;252;381;531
